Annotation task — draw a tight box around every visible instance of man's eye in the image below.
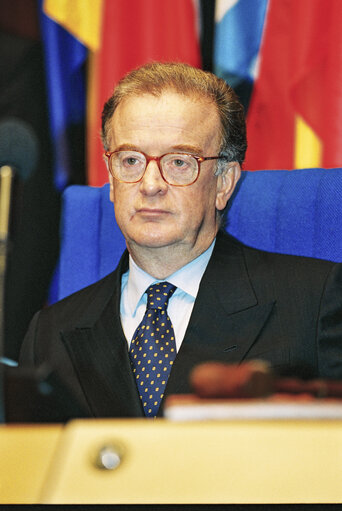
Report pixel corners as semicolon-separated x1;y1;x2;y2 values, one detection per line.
172;159;187;167
123;157;139;166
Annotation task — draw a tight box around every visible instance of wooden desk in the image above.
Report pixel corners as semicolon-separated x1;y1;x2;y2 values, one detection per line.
1;419;342;504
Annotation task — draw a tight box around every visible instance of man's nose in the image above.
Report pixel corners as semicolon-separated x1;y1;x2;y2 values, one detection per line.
139;159;167;194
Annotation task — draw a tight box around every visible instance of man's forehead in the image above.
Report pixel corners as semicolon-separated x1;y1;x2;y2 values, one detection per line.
113;90;217;117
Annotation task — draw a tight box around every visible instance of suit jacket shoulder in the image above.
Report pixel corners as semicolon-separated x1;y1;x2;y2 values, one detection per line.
165;231;342;392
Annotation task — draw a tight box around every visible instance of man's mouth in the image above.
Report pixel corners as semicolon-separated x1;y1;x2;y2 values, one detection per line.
136;208;170;216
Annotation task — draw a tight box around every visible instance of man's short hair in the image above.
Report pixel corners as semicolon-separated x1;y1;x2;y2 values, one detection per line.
101;62;247;169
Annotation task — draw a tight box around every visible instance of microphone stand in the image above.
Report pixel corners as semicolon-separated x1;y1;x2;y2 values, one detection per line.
0;165;14;422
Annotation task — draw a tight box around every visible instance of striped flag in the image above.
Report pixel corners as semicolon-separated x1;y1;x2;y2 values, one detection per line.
39;0;95;189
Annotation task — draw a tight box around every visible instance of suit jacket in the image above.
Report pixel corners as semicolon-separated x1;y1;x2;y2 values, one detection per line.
19;231;342;418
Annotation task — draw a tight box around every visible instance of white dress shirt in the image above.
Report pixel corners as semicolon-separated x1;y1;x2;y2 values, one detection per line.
120;240;215;351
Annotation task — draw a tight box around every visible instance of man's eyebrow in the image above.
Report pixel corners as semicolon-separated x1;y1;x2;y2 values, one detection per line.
113;144;139;152
169;145;203;155
112;144;204;155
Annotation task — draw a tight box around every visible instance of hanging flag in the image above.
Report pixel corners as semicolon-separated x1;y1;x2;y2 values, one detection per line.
245;0;342;170
87;0;201;186
39;0;97;189
214;0;268;89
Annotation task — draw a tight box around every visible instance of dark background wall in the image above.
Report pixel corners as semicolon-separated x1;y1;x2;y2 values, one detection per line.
1;0;60;359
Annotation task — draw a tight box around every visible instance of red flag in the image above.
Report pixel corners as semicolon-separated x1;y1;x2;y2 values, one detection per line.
88;0;201;186
245;0;342;170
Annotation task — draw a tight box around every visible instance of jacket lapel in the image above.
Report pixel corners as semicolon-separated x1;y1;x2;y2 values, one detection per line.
61;252;144;417
164;232;275;398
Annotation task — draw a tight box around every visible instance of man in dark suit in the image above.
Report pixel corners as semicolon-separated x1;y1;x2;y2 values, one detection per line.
19;62;342;418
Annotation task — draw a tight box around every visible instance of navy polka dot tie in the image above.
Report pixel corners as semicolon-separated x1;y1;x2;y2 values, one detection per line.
129;282;177;417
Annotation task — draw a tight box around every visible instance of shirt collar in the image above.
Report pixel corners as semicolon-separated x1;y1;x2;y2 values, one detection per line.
125;239;216;315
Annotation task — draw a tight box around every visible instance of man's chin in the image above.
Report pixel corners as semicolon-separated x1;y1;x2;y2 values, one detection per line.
129;232;180;250
136;238;176;249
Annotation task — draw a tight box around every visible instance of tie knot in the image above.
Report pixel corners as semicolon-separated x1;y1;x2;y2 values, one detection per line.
146;282;176;310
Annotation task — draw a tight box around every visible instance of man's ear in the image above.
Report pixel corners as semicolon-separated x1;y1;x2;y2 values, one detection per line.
103;154;115;203
108;172;115;203
216;162;241;211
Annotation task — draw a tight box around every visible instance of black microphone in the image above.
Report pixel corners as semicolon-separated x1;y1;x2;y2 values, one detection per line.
0;117;39;421
0;118;38;238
